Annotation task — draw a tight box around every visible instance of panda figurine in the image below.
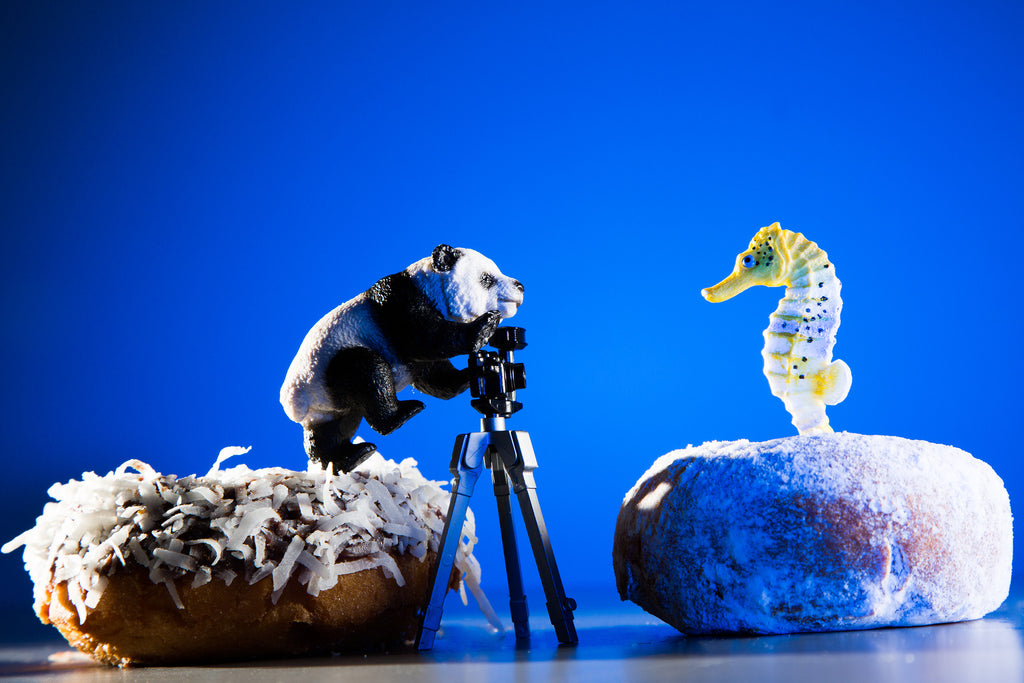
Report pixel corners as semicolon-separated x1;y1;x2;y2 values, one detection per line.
280;244;525;472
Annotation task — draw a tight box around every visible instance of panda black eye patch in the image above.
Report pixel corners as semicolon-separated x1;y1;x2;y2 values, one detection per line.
480;273;496;288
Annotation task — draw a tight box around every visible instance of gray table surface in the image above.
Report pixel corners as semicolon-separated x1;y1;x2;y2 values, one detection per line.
2;585;1022;682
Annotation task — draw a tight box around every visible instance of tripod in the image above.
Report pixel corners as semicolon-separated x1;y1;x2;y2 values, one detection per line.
416;327;578;650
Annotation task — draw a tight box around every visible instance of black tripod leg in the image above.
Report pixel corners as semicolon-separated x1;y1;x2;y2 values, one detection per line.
516;486;578;644
490;452;530;640
499;432;578;645
416;433;487;650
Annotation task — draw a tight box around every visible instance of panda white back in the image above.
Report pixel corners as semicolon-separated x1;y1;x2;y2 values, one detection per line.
279;295;392;425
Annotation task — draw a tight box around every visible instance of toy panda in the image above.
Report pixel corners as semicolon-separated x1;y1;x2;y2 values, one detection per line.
280;244;525;472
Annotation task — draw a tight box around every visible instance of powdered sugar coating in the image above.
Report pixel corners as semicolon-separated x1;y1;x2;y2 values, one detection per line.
614;433;1012;634
4;450;486;626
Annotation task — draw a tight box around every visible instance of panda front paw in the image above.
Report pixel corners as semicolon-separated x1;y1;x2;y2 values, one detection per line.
471;311;503;351
413;362;470;399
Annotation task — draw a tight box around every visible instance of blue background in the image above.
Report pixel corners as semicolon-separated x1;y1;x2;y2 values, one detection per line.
2;1;1022;639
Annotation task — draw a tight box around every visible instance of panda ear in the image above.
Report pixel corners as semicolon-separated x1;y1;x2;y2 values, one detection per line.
431;244;462;272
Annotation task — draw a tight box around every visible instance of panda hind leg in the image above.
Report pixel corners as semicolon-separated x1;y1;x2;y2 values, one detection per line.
304;413;377;473
326;346;425;437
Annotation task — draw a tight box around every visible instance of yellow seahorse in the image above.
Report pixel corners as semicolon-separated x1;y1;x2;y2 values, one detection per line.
701;222;852;434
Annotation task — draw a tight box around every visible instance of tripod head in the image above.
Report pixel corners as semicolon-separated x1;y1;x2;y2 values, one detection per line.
469;326;527;419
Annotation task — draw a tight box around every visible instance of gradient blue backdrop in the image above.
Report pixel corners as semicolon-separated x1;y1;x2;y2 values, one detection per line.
2;1;1022;640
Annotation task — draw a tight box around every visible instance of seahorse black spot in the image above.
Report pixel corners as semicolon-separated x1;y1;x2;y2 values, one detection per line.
824;264;830;268
799;375;805;379
821;296;828;301
818;282;824;288
818;328;823;333
803;317;808;322
802;356;807;361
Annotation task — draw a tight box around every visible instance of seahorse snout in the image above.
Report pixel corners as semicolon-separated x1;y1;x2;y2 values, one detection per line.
702;270;757;302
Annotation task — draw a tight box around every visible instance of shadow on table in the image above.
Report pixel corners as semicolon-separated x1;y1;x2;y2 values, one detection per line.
3;597;1022;680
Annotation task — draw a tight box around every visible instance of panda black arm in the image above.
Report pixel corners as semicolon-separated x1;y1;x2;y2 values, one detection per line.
411;360;471;400
367;273;500;362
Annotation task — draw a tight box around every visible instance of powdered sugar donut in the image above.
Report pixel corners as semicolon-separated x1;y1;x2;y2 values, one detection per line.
3;449;496;665
613;433;1012;635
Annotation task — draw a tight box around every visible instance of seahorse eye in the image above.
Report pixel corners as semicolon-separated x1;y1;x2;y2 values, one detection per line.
742;255;756;269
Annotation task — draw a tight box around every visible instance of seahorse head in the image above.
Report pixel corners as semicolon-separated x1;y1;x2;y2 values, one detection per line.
701;222;789;302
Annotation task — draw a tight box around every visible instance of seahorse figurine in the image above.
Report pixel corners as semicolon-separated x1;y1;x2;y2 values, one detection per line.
701;222;852;434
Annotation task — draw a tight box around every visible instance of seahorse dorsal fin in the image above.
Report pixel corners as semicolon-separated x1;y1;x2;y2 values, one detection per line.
820;360;853;406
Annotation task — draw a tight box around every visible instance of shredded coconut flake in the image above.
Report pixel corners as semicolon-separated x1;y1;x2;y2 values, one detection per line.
3;450;487;626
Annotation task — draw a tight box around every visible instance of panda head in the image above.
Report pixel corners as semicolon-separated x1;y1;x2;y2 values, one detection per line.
408;244;525;321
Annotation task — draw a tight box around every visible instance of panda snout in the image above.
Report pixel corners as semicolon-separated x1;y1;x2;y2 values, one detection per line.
497;279;524;313
504;279;524;302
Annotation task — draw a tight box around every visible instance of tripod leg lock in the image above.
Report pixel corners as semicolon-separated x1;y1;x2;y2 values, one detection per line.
509;595;530;639
416;603;445;650
546;596;579;645
546;596;577;621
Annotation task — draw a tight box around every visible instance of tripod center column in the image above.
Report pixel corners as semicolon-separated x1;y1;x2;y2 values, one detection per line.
481;416;507;432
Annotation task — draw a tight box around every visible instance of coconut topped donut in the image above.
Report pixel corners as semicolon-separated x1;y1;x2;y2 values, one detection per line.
3;448;495;664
